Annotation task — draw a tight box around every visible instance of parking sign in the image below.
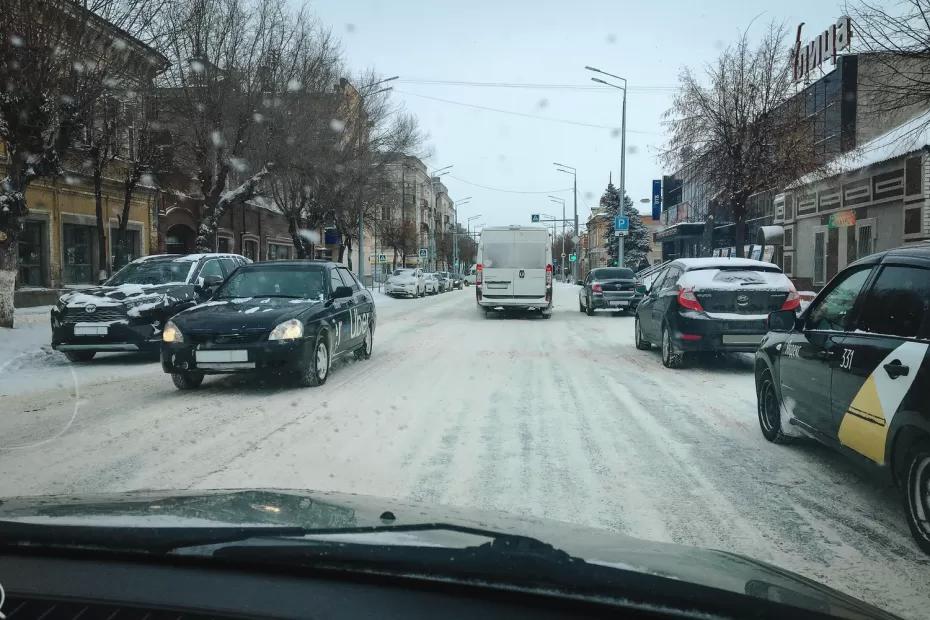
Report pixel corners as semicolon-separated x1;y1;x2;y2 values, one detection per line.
614;216;629;236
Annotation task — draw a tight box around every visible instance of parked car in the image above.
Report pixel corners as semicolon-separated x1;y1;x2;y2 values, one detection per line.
451;272;464;289
578;267;646;315
435;272;451;292
51;253;250;362
424;272;440;295
476;226;552;318
464;265;477;286
634;258;799;368
755;244;930;554
162;260;375;389
384;268;425;297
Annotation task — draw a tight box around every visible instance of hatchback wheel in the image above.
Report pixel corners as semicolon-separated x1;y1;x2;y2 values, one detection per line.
756;369;792;444
585;297;594;316
904;442;930;555
661;325;684;369
298;334;329;387
64;350;96;363
172;371;204;390
634;316;651;350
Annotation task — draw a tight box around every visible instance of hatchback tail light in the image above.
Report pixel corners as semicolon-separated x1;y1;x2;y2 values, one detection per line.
677;287;704;312
476;263;483;285
591;282;603;293
782;287;801;311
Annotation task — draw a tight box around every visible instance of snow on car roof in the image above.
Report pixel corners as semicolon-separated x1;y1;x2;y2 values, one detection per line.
674;257;780;271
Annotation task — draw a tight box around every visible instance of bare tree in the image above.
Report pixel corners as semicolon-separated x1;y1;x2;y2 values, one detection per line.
0;0;164;326
378;217;417;270
852;1;930;137
662;23;815;257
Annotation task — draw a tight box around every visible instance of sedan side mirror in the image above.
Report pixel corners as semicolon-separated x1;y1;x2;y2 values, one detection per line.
333;285;353;299
196;275;224;295
768;309;799;332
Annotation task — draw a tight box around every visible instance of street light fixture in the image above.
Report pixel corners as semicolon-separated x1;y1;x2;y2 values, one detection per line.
553;163;579;281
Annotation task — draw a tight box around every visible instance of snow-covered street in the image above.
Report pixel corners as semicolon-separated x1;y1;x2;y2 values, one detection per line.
1;283;928;619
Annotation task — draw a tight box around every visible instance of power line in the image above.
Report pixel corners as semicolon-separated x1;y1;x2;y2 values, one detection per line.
448;174;571;194
394;89;662;135
397;79;679;92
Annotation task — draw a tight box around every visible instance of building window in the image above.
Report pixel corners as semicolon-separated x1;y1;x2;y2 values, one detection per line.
905;206;922;236
62;223;96;284
110;227;140;269
783;253;793;276
857;219;875;258
813;227;827;285
784;227;793;249
267;242;291;260
906;156;922;196
242;238;259;262
18;220;46;287
217;236;231;253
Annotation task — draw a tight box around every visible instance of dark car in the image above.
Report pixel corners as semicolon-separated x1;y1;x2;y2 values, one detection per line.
0;489;900;620
755;245;930;554
451;272;464;289
634;258;799;368
436;271;451;292
51;253;249;362
161;260;375;389
578;267;645;315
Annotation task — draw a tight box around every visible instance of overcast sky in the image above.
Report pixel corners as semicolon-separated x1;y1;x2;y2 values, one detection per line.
310;0;842;230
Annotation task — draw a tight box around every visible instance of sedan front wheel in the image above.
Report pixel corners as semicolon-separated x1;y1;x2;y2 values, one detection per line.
298;334;330;387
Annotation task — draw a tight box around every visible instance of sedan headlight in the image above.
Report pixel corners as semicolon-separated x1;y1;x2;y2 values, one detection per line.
269;318;304;341
162;320;184;343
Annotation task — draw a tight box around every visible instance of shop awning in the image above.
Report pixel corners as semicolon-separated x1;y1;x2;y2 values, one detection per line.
654;222;704;242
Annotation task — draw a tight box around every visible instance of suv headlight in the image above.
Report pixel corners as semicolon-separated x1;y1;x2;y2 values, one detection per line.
162;320;184;343
269;318;303;341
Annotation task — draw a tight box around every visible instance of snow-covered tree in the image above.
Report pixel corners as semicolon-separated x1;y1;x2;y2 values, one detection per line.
599;180;650;270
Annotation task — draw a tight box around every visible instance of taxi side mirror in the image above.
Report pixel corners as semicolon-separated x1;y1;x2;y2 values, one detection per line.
333;285;353;299
768;309;799;332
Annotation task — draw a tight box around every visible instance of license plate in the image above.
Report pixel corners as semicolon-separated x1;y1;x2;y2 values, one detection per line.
196;350;248;362
609;300;629;307
74;324;108;336
722;334;763;345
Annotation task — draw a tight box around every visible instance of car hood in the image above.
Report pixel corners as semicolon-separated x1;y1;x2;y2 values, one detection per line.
172;297;324;331
0;489;895;619
56;284;196;315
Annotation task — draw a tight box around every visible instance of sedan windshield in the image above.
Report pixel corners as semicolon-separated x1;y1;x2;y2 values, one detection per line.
216;266;326;299
106;260;192;286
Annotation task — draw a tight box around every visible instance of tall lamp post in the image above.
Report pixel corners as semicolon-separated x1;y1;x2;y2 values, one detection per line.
466;214;482;268
427;165;452;271
554;162;577;281
549;196;566;281
452;197;472;272
356;76;398;283
586;65;627;267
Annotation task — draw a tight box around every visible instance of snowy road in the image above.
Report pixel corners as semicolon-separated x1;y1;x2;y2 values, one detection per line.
2;283;929;619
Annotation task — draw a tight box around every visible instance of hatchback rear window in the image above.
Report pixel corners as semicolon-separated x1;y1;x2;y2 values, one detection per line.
680;269;791;290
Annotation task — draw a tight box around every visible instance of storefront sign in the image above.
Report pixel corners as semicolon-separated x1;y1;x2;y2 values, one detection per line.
828;210;856;228
792;16;852;82
651;180;662;221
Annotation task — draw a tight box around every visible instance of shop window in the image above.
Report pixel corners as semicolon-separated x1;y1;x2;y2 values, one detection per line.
857;220;875;259
267;243;291;260
856;266;930;338
17;220;46;287
62;223;96;284
905;157;922;196
242;238;258;262
110;227;140;269
905;206;922;235
813;228;826;285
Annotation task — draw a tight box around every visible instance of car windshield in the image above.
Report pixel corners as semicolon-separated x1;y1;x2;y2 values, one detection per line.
5;2;930;618
593;269;634;280
106;260;192;286
216;266;326;299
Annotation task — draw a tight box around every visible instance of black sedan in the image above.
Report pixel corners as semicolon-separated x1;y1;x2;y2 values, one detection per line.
634;258;799;368
161;260;375;389
51;253;249;362
578;267;646;315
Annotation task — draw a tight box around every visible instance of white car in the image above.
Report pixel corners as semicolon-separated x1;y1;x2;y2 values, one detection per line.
423;273;440;295
385;268;425;298
464;265;477;286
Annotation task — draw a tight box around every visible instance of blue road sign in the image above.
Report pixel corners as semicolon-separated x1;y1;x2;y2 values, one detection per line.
614;215;629;231
531;214;540;223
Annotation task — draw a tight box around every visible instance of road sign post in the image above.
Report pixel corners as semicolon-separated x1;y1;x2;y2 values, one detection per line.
614;215;629;268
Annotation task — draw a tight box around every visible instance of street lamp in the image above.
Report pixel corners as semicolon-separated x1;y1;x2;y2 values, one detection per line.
549;196;567;281
554;162;578;281
425;164;453;270
586;65;627;267
452;197;472;272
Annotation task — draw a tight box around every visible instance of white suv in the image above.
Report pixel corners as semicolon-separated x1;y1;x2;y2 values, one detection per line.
385;268;425;298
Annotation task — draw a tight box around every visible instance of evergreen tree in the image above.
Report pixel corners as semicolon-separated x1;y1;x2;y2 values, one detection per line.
600;181;652;270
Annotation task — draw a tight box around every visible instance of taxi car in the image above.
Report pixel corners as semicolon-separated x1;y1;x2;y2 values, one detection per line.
755;244;930;553
161;260;375;389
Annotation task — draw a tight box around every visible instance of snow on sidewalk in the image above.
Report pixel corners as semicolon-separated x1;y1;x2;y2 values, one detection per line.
0;306;65;375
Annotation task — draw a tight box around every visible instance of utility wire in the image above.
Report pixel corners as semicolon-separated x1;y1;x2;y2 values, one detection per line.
394;89;661;135
397;79;678;92
448;174;571;194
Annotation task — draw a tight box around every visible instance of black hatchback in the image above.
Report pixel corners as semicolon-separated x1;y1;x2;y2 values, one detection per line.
51;253;249;362
161;260;375;389
634;258;799;368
